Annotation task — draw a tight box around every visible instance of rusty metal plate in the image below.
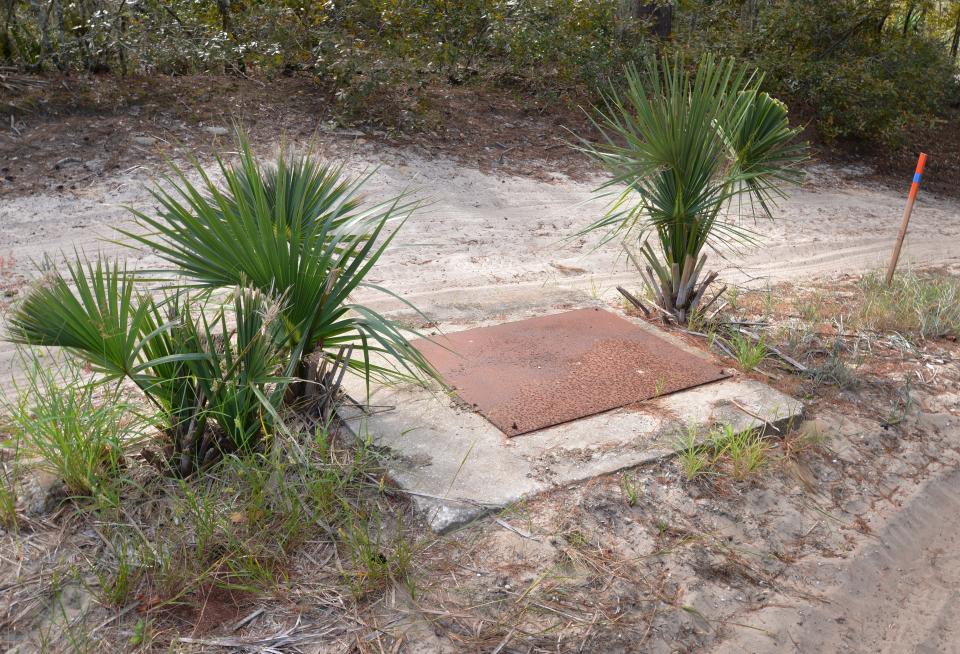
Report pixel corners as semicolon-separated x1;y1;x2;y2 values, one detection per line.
413;308;730;437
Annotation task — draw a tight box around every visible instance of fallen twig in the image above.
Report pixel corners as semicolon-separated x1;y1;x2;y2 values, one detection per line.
230;607;265;632
730;399;781;434
491;627;516;654
616;285;651;317
737;328;808;372
177;621;334;650
494;518;540;542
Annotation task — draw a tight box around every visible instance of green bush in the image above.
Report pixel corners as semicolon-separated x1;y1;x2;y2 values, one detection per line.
675;0;960;145
761;1;957;144
489;0;650;92
310;0;650;119
3;1;957;144
7;134;430;474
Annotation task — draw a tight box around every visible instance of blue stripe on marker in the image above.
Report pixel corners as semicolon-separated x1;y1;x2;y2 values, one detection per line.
913;173;922;184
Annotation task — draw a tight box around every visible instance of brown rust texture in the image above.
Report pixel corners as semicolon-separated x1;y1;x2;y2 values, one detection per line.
413;308;729;437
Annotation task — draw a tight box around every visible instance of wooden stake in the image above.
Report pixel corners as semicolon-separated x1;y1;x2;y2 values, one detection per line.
885;152;927;285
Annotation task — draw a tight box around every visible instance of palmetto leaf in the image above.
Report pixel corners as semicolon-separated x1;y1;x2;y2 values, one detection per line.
578;54;806;267
6;257;173;385
123;133;433;387
7;256;290;455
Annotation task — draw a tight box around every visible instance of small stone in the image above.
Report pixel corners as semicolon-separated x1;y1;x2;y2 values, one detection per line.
20;468;63;515
204;126;229;136
133;136;157;146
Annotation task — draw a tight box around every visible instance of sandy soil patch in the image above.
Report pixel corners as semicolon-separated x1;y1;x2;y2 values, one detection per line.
2;142;959;385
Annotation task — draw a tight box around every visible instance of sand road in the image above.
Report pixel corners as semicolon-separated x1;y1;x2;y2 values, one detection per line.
714;466;960;653
2;149;959;380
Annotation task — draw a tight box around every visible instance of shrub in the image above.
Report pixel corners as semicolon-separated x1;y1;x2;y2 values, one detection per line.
674;0;960;145
6;134;431;474
576;53;806;323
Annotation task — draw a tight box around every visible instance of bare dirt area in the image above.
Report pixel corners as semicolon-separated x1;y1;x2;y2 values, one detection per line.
2;78;960;653
2;139;960;389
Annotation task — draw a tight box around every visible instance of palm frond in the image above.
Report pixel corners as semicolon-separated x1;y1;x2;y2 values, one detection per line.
7;257;160;383
577;53;807;322
122;132;432;391
580;54;805;261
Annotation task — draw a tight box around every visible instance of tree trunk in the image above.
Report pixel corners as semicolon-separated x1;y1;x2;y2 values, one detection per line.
740;0;760;32
951;3;960;60
0;0;15;62
628;1;673;39
215;0;246;73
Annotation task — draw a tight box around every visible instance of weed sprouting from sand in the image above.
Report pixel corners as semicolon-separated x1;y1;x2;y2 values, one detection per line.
781;423;828;461
620;473;641;506
807;337;861;390
709;424;772;481
340;512;414;598
91;535;140;607
676;424;713;481
676;423;772;482
728;332;769;372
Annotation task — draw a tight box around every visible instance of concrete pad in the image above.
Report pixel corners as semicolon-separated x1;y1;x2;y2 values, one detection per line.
340;311;803;533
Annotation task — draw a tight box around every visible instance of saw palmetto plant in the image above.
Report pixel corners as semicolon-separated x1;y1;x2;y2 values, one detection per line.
579;54;807;323
7;134;430;474
123;137;432;394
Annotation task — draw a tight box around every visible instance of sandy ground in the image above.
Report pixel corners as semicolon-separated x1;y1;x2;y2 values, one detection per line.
2;144;959;382
716;465;960;653
2;140;960;651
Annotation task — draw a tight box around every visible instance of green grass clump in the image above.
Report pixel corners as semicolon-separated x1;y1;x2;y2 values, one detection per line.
620;473;641;506
857;271;960;341
4;356;145;498
728;332;769;372
675;423;772;482
339;512;414;599
75;424;416;610
709;424;771;481
676;424;713;481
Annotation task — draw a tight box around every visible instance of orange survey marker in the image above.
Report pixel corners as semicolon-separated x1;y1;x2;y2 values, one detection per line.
885;153;927;285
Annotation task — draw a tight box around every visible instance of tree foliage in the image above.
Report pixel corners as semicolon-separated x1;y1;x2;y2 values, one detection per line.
2;1;958;144
672;0;960;144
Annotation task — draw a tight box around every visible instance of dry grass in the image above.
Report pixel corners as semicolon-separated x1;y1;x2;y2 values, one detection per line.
699;270;960;394
0;397;422;652
855;271;960;340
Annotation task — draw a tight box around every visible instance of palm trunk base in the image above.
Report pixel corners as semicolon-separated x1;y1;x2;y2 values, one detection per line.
626;244;726;325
